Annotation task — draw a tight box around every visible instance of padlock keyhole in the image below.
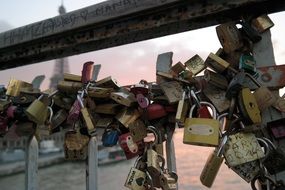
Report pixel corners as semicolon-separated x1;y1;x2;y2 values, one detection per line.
249;102;255;108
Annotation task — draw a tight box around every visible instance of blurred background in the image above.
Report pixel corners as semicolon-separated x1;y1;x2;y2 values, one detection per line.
0;0;284;189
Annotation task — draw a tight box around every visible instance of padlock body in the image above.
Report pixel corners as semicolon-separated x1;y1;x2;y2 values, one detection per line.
230;160;260;182
102;129;120;147
238;88;261;125
25;99;48;125
119;133;144;160
200;150;224;188
81;107;96;136
124;167;146;190
146;104;167;120
64;131;89;160
184;54;205;75
224;132;265;167
268;118;285;139
129;119;147;143
183;118;220;147
147;149;162;177
66;100;81;124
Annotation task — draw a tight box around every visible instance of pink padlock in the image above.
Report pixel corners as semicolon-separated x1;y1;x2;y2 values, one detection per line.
6;105;17;119
66;100;81;125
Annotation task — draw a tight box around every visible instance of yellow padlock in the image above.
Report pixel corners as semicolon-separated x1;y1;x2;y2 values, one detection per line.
25;95;49;125
183;102;220;147
6;79;33;97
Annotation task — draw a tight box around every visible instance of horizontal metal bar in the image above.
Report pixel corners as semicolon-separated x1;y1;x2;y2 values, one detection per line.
0;0;285;69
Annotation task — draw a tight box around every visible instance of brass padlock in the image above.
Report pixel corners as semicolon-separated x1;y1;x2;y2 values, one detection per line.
175;91;189;127
147;149;165;185
6;79;33;97
25;95;49;125
129;119;147;143
160;81;183;104
115;107;141;128
216;22;244;53
87;87;114;99
184;54;205;75
57;80;83;93
110;91;136;107
63;73;81;82
159;171;178;190
204;69;228;90
125;157;147;190
200;135;228;187
251;14;274;33
52;93;74;110
0;99;11;111
95;117;113;128
170;61;185;76
205;53;237;74
183;102;220;147
95;76;120;89
94;103;120;115
224;132;265;167
238;87;262;125
49;109;68;132
77;93;96;136
64;130;90;160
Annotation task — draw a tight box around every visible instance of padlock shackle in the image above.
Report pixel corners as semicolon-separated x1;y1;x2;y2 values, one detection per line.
189;101;217;119
216;135;228;157
147;126;162;145
245;73;261;88
256;138;270;161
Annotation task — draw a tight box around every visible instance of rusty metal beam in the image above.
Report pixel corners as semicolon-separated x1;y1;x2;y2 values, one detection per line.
0;0;285;70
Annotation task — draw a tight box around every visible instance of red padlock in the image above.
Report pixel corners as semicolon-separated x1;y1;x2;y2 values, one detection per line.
146;103;167;120
81;61;94;83
118;132;144;160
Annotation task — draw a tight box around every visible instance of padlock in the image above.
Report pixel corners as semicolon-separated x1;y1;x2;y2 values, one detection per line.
224;132;265;167
63;73;82;82
136;94;150;109
184;54;205;75
147;149;165;178
125;157;147;190
11;93;36;106
180;69;193;81
77;93;96;136
216;22;244;53
175;91;189;127
94;103;121;115
267;118;285;139
49;109;68;132
6;79;33;97
0;99;10;111
130;80;149;96
110;91;136;107
159;171;178;190
129;119;147;143
119;132;144;160
116;107;141;128
160;81;183;104
52;93;74;110
146;103;167;120
183;101;220;147
238;87;262;125
57;80;83;93
225;70;246;99
170;61;186;77
205;53;237;74
66;99;81;125
156;52;173;84
147;125;164;156
81;61;94;83
95;76;120;89
240;19;262;43
102;126;121;147
202;85;230;114
204;69;228;90
95;117;113;128
25;94;49;125
228;138;269;183
253;86;276;111
87;86;114;99
239;53;258;76
200;135;228;187
64;130;90;160
251;14;274;33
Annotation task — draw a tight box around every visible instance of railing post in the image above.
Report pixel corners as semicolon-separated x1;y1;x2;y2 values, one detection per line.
86;136;98;190
166;127;178;189
25;136;38;190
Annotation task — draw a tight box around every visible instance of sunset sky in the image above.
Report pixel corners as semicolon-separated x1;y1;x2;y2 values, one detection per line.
0;0;284;90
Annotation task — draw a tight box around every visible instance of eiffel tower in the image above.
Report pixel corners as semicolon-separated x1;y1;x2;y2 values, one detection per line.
49;1;69;89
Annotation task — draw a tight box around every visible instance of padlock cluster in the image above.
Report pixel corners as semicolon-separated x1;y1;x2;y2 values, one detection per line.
0;14;285;189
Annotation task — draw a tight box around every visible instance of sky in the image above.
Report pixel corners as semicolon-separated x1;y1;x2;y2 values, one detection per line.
0;0;285;90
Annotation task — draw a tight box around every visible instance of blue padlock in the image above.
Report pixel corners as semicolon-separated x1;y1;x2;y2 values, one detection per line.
102;127;120;147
